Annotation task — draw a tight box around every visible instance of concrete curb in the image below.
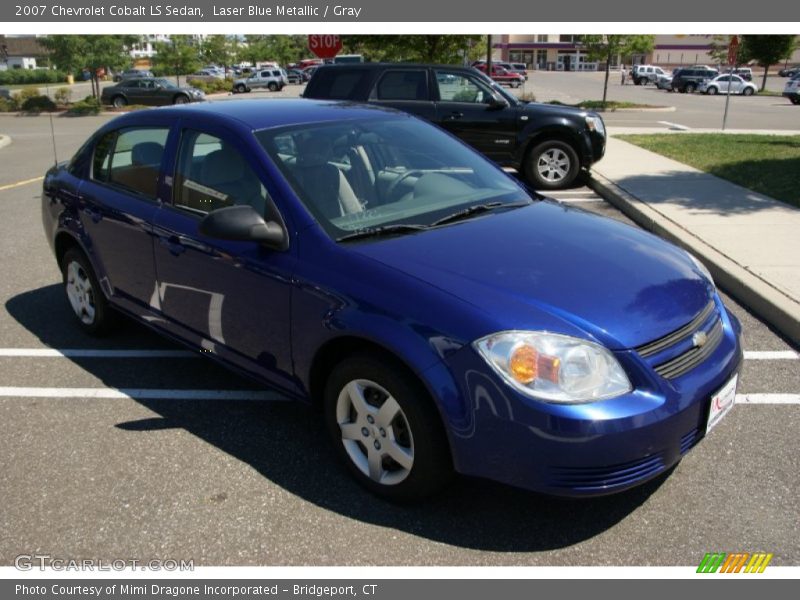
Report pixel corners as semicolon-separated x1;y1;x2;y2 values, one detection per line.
0;134;10;150
596;106;676;113
587;173;800;346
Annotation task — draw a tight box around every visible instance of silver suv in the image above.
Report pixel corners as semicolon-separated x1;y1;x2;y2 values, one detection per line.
232;68;288;93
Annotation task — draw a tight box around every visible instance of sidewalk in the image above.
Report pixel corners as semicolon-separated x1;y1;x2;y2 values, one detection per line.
588;130;800;345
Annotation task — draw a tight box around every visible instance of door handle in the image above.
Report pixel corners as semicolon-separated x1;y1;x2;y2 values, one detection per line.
446;111;464;120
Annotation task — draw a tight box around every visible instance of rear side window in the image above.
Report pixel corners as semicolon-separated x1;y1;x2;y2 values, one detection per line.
92;127;169;199
375;70;428;101
305;68;370;99
173;130;271;217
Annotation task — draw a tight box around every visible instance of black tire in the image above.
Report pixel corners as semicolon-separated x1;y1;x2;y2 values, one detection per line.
323;354;453;501
111;95;127;108
267;82;279;92
524;139;581;190
235;84;246;93
706;86;718;95
173;94;189;105
791;97;800;105
61;248;116;336
685;83;696;93
742;87;754;96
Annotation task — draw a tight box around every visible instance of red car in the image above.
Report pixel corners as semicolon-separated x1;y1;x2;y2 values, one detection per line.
475;64;524;88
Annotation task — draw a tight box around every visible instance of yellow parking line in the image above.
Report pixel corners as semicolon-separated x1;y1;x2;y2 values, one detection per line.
0;176;44;192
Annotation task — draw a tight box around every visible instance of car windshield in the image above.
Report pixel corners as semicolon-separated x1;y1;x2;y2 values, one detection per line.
155;78;176;89
256;116;532;240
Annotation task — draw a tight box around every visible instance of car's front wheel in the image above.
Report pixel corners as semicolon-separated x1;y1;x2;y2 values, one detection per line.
791;97;800;105
235;84;247;93
173;94;190;104
742;87;754;96
62;248;115;335
111;95;127;108
324;354;452;501
525;139;581;190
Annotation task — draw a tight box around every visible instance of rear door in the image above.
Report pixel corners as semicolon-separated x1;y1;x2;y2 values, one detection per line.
368;68;436;121
433;68;519;162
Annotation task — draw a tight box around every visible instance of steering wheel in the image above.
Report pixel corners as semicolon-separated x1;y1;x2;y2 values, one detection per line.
386;169;425;202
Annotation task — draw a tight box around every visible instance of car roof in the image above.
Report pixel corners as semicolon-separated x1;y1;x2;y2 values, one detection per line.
103;99;411;131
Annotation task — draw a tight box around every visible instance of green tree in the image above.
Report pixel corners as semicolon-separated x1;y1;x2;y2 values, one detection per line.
152;35;201;86
40;35;137;98
739;35;797;91
581;35;656;106
343;35;484;64
200;35;231;72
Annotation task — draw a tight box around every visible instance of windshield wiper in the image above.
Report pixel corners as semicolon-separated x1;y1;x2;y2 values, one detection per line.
336;223;429;242
431;200;531;227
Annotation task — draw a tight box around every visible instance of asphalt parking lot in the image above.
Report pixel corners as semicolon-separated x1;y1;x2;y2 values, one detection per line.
0;113;798;566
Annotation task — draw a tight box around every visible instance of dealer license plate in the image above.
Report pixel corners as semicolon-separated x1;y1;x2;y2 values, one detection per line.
706;373;738;434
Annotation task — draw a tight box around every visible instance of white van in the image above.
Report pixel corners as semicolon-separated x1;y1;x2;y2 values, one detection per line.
632;65;667;85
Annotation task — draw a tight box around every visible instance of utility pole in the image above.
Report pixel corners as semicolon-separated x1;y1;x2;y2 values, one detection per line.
486;35;492;75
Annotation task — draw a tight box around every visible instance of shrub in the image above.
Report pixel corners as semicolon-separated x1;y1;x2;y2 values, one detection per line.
15;87;41;105
188;78;231;94
0;97;18;112
0;69;67;86
53;87;72;106
518;91;536;102
21;95;57;114
66;96;101;116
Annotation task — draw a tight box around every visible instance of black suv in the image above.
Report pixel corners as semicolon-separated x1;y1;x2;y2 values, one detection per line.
303;63;606;189
671;67;718;93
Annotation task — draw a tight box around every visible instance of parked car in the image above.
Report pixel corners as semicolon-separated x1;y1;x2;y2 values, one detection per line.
112;69;154;83
783;75;800;105
42;99;743;500
671;67;719;93
699;74;757;96
509;62;530;79
303;63;607;190
476;64;525;88
232;68;288;93
100;77;204;107
286;68;308;84
187;69;225;84
778;65;799;77
655;74;674;90
631;65;667;85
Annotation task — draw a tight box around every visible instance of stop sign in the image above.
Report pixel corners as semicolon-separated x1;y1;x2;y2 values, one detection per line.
308;35;342;60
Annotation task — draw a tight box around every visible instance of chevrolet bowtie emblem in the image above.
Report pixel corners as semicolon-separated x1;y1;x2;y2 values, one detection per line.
692;331;708;348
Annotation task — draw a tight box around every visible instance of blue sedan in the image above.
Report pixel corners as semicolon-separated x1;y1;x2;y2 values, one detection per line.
41;100;742;500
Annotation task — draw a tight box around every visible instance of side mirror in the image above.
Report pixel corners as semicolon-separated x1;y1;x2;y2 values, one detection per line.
486;95;509;110
199;205;288;250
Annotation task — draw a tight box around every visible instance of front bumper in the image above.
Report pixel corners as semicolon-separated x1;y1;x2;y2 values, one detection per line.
441;300;743;496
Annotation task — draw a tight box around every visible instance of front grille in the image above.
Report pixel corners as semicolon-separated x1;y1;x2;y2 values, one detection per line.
653;318;724;379
549;453;665;491
680;428;701;455
634;300;724;380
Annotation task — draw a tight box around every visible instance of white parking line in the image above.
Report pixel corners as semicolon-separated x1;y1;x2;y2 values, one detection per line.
0;349;194;358
735;394;800;404
743;351;798;360
657;121;691;131
0;387;287;401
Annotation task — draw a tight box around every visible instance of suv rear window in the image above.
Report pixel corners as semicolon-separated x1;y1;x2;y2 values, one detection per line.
375;70;428;101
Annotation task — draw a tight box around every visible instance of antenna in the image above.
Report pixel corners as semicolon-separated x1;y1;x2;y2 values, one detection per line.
43;62;58;166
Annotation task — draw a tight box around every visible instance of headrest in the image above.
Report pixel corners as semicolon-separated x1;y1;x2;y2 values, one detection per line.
131;142;164;166
201;149;245;186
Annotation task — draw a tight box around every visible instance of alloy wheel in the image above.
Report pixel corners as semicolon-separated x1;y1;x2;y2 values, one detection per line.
65;261;96;325
537;148;571;183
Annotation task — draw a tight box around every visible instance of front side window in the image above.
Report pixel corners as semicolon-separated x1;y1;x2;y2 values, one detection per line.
435;71;494;104
173;130;271;217
93;127;169;199
257;117;529;240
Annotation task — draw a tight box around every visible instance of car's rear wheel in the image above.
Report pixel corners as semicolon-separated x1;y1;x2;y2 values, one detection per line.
525;139;581;190
742;87;754;96
111;95;127;108
323;354;453;501
707;86;718;95
267;82;279;92
61;248;115;335
791;97;800;105
685;83;697;93
173;94;189;104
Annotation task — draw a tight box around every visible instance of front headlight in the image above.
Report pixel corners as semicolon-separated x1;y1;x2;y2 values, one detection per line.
585;115;606;137
474;331;631;403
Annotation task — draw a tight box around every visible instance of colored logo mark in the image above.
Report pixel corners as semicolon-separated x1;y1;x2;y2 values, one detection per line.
697;552;773;573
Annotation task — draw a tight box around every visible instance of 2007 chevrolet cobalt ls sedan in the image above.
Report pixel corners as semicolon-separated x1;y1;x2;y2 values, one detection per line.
42;100;742;500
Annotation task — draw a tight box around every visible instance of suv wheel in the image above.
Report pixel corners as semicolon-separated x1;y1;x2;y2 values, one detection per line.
267;82;279;92
324;354;453;501
235;83;246;93
685;83;697;93
62;248;116;335
525;140;580;190
791;97;800;105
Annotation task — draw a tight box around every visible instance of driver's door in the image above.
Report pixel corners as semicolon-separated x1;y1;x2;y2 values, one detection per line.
433;69;519;163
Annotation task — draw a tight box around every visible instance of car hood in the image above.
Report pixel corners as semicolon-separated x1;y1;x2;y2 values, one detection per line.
350;201;713;349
